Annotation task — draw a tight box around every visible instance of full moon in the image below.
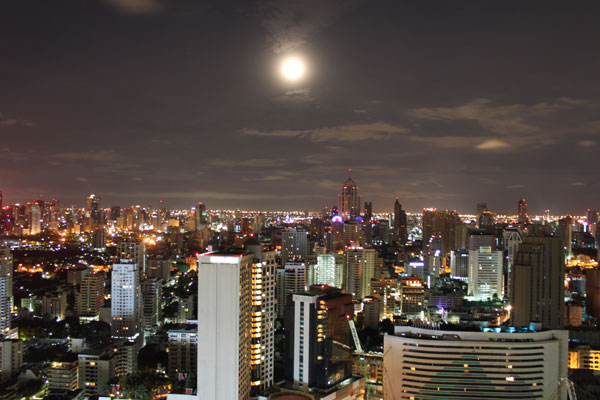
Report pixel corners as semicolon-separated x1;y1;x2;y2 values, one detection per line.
281;58;304;81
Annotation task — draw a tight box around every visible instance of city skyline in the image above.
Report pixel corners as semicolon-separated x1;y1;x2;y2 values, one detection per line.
1;1;599;212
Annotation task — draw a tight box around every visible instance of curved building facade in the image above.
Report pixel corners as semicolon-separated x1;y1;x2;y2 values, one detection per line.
384;326;568;399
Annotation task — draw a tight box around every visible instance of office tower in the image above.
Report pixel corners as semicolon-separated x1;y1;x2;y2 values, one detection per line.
78;274;104;322
197;251;253;400
195;201;207;227
110;205;121;222
276;261;307;318
0;339;23;383
363;201;372;222
93;228;106;249
362;296;382;329
558;216;573;261
476;202;487;223
284;286;354;390
114;340;138;376
281;228;308;265
422;209;459;256
168;323;197;378
400;278;424;317
339;175;360;219
585;269;600;319
245;246;277;392
502;228;523;300
468;230;495;251
342;220;363;246
28;202;41;234
518;198;529;224
449;250;469;281
344;247;375;299
384;326;568;400
511;236;564;329
423;250;442;287
111;262;143;343
141;277;163;336
0;247;12;335
468;246;503;300
393;198;408;244
117;240;146;279
146;257;172;282
86;194;101;225
78;345;116;397
42;290;67;320
47;356;78;391
314;254;343;288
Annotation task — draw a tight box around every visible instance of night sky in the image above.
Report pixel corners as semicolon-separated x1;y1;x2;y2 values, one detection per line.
1;0;599;214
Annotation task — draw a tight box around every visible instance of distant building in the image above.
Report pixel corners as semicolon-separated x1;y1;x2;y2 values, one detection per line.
117;240;146;279
400;278;424;317
167;324;197;379
449;250;468;281
281;228;308;265
276;261;307;318
0;339;23;383
78;345;115;397
518;198;529;224
468;246;503;300
78;274;104;322
141;277;163;336
0;247;12;335
344;247;375;299
362;296;382;329
47;356;78;391
339;176;360;219
393;198;408;244
111;262;143;344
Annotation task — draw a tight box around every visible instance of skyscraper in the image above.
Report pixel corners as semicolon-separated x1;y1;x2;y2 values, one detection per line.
284;285;354;390
0;247;12;335
86;194;101;226
393;198;408;244
197;251;253;400
117;240;146;280
78;274;104;322
518;198;529;224
281;228;308;265
339;175;360;219
344;247;376;299
468;246;503;300
195;201;207;227
422;209;459;256
276;261;307;318
141;277;163;336
511;236;564;329
558;216;573;261
111;262;143;343
314;254;343;288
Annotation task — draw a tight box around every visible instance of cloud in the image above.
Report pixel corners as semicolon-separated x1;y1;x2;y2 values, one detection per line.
76;177;88;183
53;150;118;161
505;184;525;189
578;140;597;147
475;139;511;150
274;88;315;103
244;121;408;142
409;97;580;135
208;158;285;168
103;0;162;14
570;181;586;186
131;177;143;182
259;0;358;53
0;113;35;127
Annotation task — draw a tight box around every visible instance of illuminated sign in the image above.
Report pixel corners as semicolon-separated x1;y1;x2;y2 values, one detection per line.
209;256;240;264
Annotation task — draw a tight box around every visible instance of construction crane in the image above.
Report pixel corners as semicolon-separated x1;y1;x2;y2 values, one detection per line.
348;319;379;399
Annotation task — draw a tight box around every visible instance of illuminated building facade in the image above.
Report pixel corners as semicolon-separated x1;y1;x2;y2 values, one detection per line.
468;246;503;300
284;286;354;390
344;247;375;299
518;198;529;224
569;345;600;371
78;274;104;322
384;326;568;400
117;240;146;280
197;251;253;400
400;278;424;317
281;228;308;265
0;247;12;335
314;254;343;288
141;277;163;336
168;324;197;378
422;209;459;256
111;262;143;343
339;176;360;219
48;358;78;391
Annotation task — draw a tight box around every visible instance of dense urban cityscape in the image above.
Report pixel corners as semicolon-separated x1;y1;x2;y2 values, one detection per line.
0;177;598;399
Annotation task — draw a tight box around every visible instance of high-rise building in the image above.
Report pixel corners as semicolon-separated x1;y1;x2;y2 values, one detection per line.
111;262;143;343
344;247;376;299
511;236;564;329
281;228;308;265
0;247;12;335
468;246;503;300
86;194;101;226
558;216;573;261
195;202;207;228
168;323;197;378
400;278;424;317
78;345;115;397
244;243;277;393
276;261;307;318
363;201;372;222
78;274;104;322
393;198;408;244
384;326;568;400
141;277;163;336
42;290;67;320
197;251;253;400
502;228;523;300
0;339;23;383
47;356;78;391
339;175;360;219
468;230;495;251
28;202;41;235
284;286;354;390
314;254;343;288
362;296;382;329
117;240;146;279
422;209;460;256
449;250;469;281
518;198;529;224
585;269;600;319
